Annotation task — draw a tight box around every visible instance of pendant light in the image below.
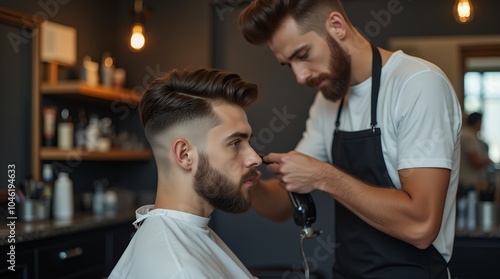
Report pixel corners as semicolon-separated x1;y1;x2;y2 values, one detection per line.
453;0;474;24
130;23;145;51
130;0;145;51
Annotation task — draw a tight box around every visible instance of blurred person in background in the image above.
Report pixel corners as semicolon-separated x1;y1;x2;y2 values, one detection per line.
459;112;493;194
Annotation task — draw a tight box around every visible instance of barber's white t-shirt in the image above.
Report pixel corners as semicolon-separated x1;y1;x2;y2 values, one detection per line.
109;205;256;279
296;50;462;262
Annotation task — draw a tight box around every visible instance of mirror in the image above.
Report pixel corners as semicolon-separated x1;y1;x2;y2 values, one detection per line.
462;46;500;163
0;8;42;184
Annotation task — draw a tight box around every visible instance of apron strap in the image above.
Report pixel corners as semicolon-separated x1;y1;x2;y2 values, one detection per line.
334;44;382;134
370;44;382;133
334;98;344;132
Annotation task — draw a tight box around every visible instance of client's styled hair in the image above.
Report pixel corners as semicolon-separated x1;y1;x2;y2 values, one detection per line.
140;68;258;142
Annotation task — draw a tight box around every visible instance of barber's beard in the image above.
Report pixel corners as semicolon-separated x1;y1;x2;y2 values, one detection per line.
306;35;351;102
193;153;257;213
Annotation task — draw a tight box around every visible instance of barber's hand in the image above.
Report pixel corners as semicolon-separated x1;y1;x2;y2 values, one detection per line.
254;170;262;186
263;151;326;194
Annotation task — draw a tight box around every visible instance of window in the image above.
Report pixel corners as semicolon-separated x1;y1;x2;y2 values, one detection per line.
464;70;500;163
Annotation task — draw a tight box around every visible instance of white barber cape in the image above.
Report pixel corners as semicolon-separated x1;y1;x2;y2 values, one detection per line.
109;205;256;279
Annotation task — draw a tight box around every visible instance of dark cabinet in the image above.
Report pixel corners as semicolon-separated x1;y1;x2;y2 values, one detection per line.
38;234;106;278
0;249;35;279
107;225;135;275
0;222;134;279
449;236;500;279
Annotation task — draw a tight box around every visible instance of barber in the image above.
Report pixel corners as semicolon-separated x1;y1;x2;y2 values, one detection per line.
239;1;462;278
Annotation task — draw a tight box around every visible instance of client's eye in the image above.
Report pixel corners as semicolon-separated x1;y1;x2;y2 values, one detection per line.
230;140;241;148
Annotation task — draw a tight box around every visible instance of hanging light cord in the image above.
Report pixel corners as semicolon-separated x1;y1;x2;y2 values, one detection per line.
134;0;143;14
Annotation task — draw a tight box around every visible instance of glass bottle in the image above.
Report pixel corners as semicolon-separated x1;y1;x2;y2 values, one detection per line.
57;108;73;150
75;109;87;149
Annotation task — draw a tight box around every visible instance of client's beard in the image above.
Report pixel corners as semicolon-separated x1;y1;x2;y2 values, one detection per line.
193;152;257;213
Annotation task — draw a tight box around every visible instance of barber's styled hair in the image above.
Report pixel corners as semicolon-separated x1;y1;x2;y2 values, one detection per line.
140;68;258;141
239;0;351;45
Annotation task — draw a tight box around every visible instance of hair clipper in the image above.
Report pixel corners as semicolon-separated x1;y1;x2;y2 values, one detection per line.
288;192;321;238
259;154;321;238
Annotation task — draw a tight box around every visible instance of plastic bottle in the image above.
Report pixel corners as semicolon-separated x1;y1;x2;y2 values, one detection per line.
466;190;477;230
456;196;467;230
57;108;73;150
86;114;100;151
104;189;118;215
53;172;74;220
92;182;105;216
41;164;54;219
83;56;99;86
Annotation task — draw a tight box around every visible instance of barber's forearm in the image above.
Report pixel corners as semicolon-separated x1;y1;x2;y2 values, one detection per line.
252;178;292;222
317;165;446;249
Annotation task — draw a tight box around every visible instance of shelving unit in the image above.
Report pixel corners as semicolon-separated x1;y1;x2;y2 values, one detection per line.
41;81;142;104
40;147;152;161
34;80;151;181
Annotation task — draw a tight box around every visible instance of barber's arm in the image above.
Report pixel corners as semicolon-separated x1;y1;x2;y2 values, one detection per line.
251;178;293;222
250;93;328;223
265;151;449;249
324;164;449;249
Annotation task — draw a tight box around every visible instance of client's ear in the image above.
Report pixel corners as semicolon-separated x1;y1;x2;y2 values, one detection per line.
172;139;193;170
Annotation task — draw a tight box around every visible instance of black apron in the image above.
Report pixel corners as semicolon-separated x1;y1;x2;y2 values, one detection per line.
331;45;448;279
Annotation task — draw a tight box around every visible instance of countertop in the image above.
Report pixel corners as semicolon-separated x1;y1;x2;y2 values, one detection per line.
0;209;136;246
2;208;498;246
455;226;500;238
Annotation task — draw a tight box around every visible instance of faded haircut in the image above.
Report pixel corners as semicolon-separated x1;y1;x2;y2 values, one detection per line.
238;0;352;45
140;68;258;144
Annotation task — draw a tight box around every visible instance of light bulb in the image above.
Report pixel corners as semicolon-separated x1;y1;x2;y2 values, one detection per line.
130;23;145;51
453;0;474;24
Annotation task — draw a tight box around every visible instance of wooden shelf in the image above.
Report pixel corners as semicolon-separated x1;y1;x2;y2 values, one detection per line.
40;147;152;161
41;81;142;104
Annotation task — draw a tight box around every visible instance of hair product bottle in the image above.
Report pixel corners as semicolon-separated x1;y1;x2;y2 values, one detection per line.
75;109;88;149
53;172;74;220
85;114;100;151
57;108;74;150
43;106;57;146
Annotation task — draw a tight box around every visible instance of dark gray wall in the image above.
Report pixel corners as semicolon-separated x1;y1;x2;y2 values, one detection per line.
0;20;33;184
342;0;500;47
